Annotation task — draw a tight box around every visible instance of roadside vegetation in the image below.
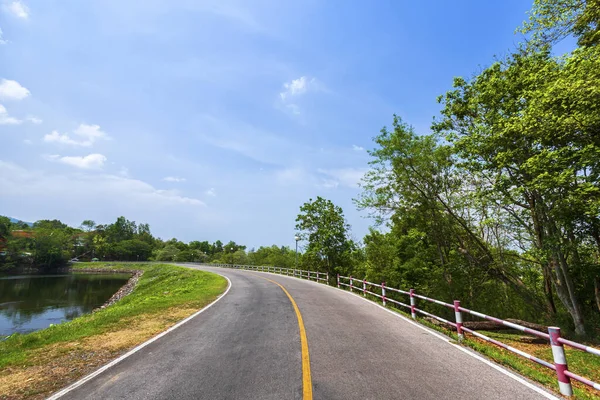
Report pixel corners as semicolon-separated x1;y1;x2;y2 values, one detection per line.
294;0;600;341
0;215;297;271
0;263;227;400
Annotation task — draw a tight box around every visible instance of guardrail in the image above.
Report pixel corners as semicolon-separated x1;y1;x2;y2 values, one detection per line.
335;274;599;396
201;263;329;285
154;261;600;396
80;260;599;396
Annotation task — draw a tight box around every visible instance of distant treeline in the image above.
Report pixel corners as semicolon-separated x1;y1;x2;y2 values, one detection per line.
0;215;299;271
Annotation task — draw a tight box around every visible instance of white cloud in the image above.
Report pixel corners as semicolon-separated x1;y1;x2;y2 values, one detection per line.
0;28;7;45
44;131;81;145
44;123;109;147
74;123;107;140
26;116;42;124
205;187;217;197
278;76;318;116
45;153;107;170
0;104;21;125
0;161;206;211
352;145;364;151
280;76;313;101
0;79;30;101
163;176;186;182
196;114;302;166
318;168;367;189
320;179;339;189
4;1;29;19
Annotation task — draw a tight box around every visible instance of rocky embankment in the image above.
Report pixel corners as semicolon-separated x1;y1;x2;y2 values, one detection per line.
74;268;144;311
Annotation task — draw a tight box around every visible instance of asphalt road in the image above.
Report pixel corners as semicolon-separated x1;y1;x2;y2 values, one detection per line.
56;266;556;400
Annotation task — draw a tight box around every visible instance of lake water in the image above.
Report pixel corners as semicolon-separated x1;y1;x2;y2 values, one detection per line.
0;272;130;338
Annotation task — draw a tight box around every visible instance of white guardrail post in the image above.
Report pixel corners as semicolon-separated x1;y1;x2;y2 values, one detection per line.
363;279;366;297
549;327;573;396
337;274;340;288
350;276;353;292
381;281;386;307
453;300;464;342
409;289;416;319
326;272;329;285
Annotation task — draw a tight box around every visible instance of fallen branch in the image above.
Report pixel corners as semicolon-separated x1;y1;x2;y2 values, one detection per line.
423;316;548;335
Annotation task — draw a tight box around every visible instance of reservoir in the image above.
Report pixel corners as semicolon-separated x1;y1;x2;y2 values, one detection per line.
0;272;130;338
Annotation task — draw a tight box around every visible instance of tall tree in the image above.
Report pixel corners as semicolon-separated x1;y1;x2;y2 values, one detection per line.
80;220;96;232
295;197;354;275
357;117;545;316
433;47;600;334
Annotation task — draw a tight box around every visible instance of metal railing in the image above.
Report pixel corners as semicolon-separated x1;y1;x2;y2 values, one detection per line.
335;274;599;396
78;260;600;396
200;263;329;285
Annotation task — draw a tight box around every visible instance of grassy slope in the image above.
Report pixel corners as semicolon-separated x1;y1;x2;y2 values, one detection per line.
0;263;227;399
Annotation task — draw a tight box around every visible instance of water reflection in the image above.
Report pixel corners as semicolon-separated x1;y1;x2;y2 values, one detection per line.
0;273;130;337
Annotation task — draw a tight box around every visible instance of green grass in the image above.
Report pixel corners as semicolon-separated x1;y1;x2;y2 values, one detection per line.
0;262;227;369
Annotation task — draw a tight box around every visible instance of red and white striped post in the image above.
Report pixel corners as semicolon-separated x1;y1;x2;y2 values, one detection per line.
409;289;416;319
381;282;386;307
454;300;464;341
337;273;340;288
350;276;353;292
363;279;366;297
549;327;573;396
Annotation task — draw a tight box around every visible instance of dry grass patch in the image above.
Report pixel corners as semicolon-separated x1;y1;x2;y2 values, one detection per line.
0;264;226;400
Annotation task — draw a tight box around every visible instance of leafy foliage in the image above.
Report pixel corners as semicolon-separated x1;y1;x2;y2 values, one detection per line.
295;196;356;275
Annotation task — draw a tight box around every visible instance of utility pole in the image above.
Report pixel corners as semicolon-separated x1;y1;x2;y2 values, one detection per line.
294;235;300;269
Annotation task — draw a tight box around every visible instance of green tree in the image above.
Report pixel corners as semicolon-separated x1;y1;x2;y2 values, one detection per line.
520;0;600;47
153;245;180;261
33;219;69;231
80;220;96;232
248;245;297;268
433;46;600;334
357;117;544;319
0;216;11;240
105;216;136;243
295;197;354;275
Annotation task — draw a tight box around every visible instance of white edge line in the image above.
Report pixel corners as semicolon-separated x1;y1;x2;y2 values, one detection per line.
215;267;559;400
46;274;232;400
346;293;560;400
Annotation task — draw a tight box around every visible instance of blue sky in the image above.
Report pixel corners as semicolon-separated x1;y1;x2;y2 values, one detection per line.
1;0;535;248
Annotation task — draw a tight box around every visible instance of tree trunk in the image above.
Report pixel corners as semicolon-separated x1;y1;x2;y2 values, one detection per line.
529;195;586;335
424;317;548;334
553;227;586;335
542;265;557;315
550;257;586;335
595;276;600;313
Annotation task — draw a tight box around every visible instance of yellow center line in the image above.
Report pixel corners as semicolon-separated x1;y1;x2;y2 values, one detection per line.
254;274;313;400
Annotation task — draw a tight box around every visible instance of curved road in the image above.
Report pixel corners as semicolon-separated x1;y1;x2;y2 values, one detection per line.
55;266;556;400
